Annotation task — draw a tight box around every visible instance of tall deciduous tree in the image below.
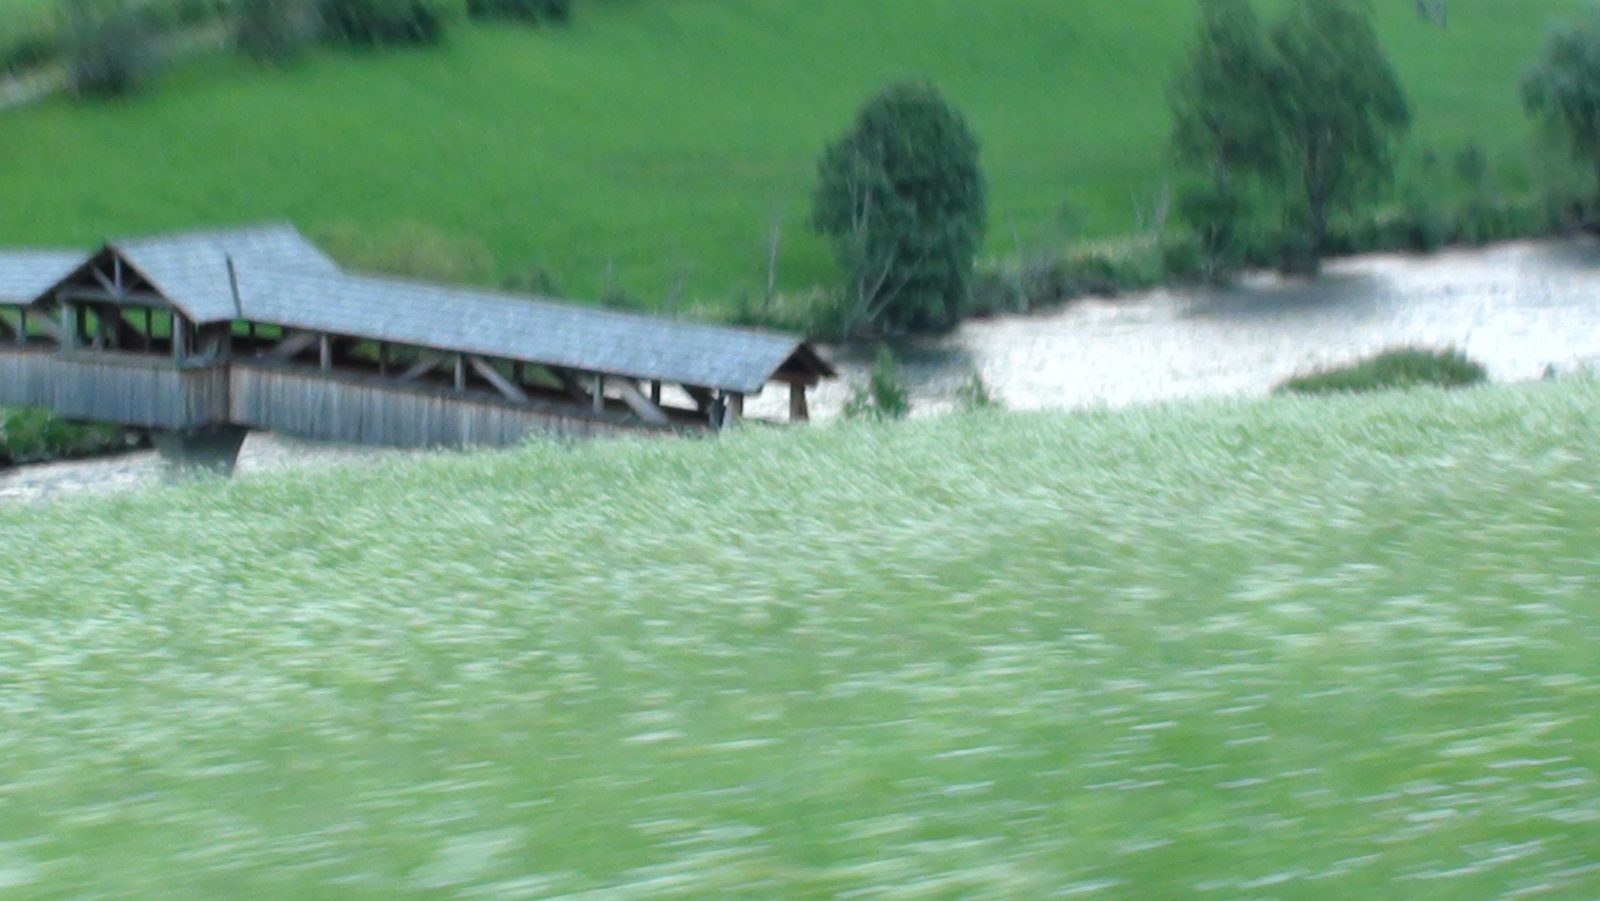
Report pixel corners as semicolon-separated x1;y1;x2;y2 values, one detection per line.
1267;0;1410;271
1522;8;1600;207
1170;0;1410;274
811;81;986;336
1168;0;1277;277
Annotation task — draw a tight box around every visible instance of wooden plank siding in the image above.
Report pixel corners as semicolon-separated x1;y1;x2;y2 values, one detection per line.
228;364;668;449
0;346;228;428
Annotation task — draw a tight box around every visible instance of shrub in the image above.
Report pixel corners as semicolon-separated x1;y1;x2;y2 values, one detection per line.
500;266;563;297
812;80;986;337
320;0;448;46
0;29;60;76
1453;143;1489;191
714;285;851;342
1276;346;1487;395
1158;231;1207;283
843;345;911;421
954;372;998;411
465;0;567;24
62;0;154;97
235;0;321;63
168;0;229;26
971;235;1175;316
598;283;643;311
0;407;144;465
1175;179;1250;280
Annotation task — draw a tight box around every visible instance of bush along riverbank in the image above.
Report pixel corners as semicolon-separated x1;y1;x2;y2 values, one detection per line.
950;184;1597;326
1276;346;1489;395
0;407;146;467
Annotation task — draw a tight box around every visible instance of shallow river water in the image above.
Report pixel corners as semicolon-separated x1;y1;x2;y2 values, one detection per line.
793;236;1600;418
9;237;1600;503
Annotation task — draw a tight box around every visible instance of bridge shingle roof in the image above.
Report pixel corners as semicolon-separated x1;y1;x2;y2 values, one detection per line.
111;224;342;322
3;224;831;393
234;265;819;393
0;250;87;303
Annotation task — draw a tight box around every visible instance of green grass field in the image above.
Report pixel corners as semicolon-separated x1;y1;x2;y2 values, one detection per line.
2;381;1599;897
0;0;1590;305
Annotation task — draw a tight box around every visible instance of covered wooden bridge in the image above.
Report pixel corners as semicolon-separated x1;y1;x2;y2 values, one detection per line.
0;224;833;468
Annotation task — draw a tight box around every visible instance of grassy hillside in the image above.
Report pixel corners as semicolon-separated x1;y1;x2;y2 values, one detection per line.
0;0;1589;305
2;381;1600;897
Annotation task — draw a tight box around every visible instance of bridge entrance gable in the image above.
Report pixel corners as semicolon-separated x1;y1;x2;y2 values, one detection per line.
44;247;173;311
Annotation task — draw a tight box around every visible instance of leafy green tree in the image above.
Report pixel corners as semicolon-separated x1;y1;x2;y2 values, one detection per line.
1169;0;1410;274
1267;0;1410;271
235;0;321;64
466;0;568;25
1168;0;1277;277
1522;8;1600;207
812;81;986;337
1170;0;1278;187
62;0;152;97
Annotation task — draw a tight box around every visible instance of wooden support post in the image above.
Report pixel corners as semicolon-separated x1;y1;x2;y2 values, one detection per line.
725;392;744;427
15;307;25;344
789;382;810;422
683;385;715;414
549;368;592;405
206;323;230;362
397;352;444;383
512;361;524;386
22;308;61;343
319;334;332;371
61;302;77;351
467;355;529;404
592;374;605;412
143;308;153;351
378;342;389;377
0;309;13;341
264;330;319;363
173;316;187;362
612;378;671;425
650;380;662;405
454;354;467;392
92;266;119;297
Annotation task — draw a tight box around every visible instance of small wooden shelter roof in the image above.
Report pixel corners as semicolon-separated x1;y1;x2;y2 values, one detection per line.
0;250;86;303
8;224;834;393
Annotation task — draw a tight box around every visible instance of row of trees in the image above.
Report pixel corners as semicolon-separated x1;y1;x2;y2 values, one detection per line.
813;0;1600;340
45;0;574;95
239;0;568;61
1172;0;1600;277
